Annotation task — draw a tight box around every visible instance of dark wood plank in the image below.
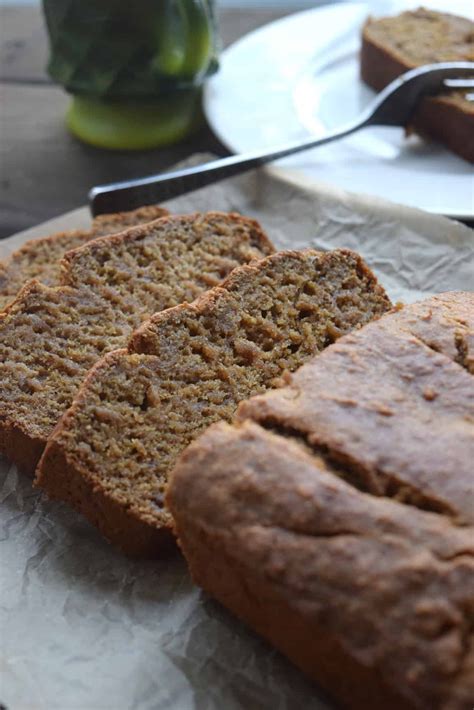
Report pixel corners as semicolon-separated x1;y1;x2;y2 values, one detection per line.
0;6;49;82
0;81;228;237
0;5;291;238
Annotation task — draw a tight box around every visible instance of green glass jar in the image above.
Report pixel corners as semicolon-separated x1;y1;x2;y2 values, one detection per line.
42;0;218;150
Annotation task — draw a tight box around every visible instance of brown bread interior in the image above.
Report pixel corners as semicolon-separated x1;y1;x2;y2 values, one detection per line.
0;212;273;473
0;205;169;311
37;248;391;556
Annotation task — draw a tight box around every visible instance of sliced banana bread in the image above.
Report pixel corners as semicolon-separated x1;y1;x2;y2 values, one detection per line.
0;205;169;311
36;248;391;557
361;8;474;163
92;205;170;237
0;212;273;474
168;292;474;710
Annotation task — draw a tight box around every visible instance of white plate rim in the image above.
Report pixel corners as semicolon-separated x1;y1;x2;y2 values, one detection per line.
204;1;474;221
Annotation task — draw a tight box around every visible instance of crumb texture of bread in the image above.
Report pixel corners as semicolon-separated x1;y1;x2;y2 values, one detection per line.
36;248;391;556
91;205;170;237
168;292;474;710
0;212;273;473
0;205;169;311
236;291;474;524
361;8;474;162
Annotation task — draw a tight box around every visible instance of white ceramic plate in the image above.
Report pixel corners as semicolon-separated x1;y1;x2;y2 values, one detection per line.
204;0;474;219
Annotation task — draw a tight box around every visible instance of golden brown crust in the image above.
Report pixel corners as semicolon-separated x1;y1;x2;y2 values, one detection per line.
237;291;474;525
168;293;474;708
361;9;474;163
169;418;474;710
176;524;405;709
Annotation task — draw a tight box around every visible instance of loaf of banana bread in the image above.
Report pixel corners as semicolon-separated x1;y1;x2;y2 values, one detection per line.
361;8;474;163
0;212;273;474
168;292;474;710
0;205;169;311
36;248;391;557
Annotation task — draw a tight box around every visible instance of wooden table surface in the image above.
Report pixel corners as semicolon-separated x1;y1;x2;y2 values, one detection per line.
0;4;293;239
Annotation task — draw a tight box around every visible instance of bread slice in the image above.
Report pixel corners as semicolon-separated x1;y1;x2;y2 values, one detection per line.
0;205;169;311
0;212;273;474
361;8;474;163
167;292;474;710
92;205;170;237
36;248;391;557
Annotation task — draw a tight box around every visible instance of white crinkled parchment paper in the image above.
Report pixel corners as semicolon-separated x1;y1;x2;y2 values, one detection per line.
1;160;473;710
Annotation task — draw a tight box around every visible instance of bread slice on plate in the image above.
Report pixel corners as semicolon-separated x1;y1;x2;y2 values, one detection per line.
168;291;474;710
0;205;169;311
0;212;273;474
361;8;474;163
36;248;391;557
